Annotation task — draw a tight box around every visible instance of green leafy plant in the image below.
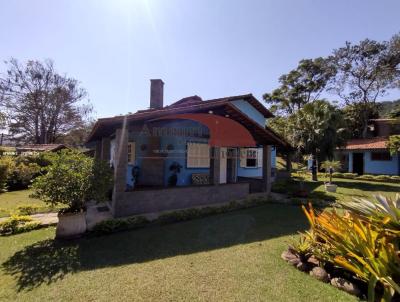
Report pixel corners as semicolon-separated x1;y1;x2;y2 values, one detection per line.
357;174;375;181
321;160;341;183
0;215;41;235
343;172;357;179
33;150;113;213
337;194;400;231
16;205;40;215
387;135;400;156
302;202;400;301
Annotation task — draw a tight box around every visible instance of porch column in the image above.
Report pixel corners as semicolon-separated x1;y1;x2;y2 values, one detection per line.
262;145;272;194
94;140;102;160
101;136;111;162
210;147;221;185
112;128;128;213
286;152;292;172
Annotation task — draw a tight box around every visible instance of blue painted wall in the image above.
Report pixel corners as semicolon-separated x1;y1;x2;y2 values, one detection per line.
160;120;210;186
364;151;398;175
231;99;266;127
344;150;399;175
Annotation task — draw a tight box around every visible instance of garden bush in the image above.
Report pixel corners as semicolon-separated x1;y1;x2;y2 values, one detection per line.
331;172;344;178
0;215;41;235
391;176;400;181
373;175;391;181
32;150;113;213
343;172;357;179
290;195;400;301
92;216;149;234
92;197;271;235
16;205;40;215
356;174;374;180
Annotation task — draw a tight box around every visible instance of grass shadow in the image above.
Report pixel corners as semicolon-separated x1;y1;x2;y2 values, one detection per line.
2;203;308;291
333;179;400;193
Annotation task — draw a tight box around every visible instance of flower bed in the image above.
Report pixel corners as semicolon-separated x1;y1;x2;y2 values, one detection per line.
283;194;400;301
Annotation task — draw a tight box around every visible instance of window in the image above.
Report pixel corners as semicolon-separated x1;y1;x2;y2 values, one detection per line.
127;142;136;164
240;148;262;168
371;152;391;161
187;142;210;168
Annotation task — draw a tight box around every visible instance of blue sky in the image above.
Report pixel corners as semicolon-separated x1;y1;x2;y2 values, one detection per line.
0;0;399;119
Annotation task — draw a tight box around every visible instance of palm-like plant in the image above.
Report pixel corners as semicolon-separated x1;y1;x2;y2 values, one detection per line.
321;160;341;183
337;194;400;231
303;204;400;301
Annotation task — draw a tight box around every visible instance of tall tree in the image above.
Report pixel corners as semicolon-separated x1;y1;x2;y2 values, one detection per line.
330;36;400;137
287;100;347;181
263;57;335;115
0;59;92;144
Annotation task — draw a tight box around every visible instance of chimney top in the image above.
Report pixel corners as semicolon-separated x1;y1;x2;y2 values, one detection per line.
150;79;164;109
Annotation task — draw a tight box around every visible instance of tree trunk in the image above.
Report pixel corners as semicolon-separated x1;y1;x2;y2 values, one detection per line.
311;152;318;181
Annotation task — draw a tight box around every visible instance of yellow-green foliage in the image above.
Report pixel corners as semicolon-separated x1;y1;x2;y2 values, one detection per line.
0;215;41;235
301;201;400;301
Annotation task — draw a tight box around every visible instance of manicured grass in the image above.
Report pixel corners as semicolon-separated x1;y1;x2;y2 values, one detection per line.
273;174;400;204
0;204;356;301
0;190;59;217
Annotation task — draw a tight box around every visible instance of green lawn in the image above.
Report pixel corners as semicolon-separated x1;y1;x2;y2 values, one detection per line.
0;204;357;302
273;175;400;204
0;190;59;217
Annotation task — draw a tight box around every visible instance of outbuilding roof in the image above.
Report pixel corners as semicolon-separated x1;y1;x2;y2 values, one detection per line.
338;137;388;151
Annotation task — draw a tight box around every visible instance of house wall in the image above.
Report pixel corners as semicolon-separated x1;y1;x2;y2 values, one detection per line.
112;182;250;217
364;151;398;175
231;99;266;127
236;146;276;178
342;150;399;175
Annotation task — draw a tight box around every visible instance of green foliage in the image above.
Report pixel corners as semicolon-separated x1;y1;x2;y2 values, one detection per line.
332;172;344;178
33;150;112;212
0;215;41;235
373;175;391;181
16;205;40;215
387;135;400;156
302;202;400;301
356;174;375;181
92;197;272;236
88;160;113;203
343;172;357;179
391;176;400;181
92;216;149;234
0;157;12;192
337;194;400;230
263;57;335;115
320;160;341;172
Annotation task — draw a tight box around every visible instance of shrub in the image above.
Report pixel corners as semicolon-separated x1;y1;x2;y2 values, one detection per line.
297;197;400;301
332;172;344;178
92;197;272;235
16;205;40;215
390;175;400;182
343;172;357;179
32;150;113;213
373;175;391;181
0;215;41;235
0;156;14;192
356;174;374;180
92;216;149;234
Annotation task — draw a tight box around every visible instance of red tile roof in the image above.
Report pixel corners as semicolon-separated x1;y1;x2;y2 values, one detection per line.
16;144;67;152
339;137;388;150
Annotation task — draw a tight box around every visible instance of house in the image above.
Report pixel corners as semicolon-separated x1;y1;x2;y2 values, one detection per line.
0;144;68;156
335;119;400;175
87;80;292;217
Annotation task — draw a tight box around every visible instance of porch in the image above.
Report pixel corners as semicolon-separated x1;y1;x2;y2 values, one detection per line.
95;113;289;217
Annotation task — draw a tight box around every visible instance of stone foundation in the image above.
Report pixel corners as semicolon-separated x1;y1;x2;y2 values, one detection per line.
112;182;250;217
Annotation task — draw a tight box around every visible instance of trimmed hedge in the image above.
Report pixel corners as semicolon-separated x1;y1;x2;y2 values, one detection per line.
92;197;271;236
331;172;400;183
0;215;41;235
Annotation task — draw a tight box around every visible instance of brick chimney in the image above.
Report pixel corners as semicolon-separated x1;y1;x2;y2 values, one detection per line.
150;79;164;109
